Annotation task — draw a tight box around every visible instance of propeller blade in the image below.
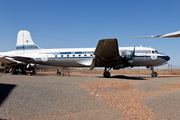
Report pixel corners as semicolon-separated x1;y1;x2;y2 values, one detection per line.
133;46;135;57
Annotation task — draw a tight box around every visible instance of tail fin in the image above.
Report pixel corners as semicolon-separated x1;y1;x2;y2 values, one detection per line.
16;30;40;50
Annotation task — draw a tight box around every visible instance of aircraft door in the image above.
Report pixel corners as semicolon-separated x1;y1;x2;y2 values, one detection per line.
144;50;149;60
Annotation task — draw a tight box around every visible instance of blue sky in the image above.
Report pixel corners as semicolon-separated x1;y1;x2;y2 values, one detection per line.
0;0;180;67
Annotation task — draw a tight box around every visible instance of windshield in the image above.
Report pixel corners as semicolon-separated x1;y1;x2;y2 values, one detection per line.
155;50;158;53
152;50;159;54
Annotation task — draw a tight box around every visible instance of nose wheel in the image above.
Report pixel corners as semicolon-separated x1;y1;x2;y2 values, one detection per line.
103;67;111;78
151;68;158;78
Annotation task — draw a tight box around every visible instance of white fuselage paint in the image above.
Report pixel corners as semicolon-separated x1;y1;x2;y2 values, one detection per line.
0;46;170;68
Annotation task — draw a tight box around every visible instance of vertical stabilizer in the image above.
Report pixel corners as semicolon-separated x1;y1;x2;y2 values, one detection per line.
16;30;40;51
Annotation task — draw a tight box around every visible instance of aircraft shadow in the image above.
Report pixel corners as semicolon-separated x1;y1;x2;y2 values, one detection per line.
0;83;16;106
110;75;147;80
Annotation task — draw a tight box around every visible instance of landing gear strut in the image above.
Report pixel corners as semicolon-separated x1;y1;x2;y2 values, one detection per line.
57;69;61;75
30;64;36;76
103;67;111;78
151;68;158;78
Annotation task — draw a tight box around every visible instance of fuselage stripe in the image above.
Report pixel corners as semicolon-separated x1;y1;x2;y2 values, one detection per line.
16;45;40;50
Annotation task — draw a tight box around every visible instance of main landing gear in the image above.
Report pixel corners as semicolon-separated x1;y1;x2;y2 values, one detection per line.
30;64;37;76
30;70;36;75
103;67;111;78
57;69;61;75
151;68;158;78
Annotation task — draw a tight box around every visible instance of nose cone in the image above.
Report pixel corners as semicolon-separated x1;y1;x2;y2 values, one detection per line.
164;55;170;61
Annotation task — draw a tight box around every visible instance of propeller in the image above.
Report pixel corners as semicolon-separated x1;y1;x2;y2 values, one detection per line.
128;46;135;67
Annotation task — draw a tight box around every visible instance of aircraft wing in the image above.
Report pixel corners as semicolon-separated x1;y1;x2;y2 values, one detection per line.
0;57;22;71
132;31;180;38
90;38;121;70
0;56;36;72
0;56;35;64
0;57;19;64
11;56;35;63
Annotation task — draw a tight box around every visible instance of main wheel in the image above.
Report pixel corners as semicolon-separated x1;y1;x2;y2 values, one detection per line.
151;72;158;78
103;71;111;78
12;69;19;74
57;71;61;75
154;72;158;77
30;70;36;76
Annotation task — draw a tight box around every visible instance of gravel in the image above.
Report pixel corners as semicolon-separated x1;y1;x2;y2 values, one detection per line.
0;74;123;120
1;74;180;120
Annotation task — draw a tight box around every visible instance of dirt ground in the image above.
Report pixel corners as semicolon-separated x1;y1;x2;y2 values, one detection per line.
0;73;180;120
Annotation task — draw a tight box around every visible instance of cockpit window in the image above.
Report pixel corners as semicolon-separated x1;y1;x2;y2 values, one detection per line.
155;50;158;53
152;50;159;54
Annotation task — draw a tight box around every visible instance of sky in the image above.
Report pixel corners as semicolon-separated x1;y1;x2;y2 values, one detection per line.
0;0;180;68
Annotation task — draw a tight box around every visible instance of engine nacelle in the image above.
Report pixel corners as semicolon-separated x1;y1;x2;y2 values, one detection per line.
26;63;35;70
121;50;133;61
113;63;125;70
128;59;134;67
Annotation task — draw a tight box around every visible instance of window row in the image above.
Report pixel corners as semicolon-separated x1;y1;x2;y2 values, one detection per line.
55;54;94;57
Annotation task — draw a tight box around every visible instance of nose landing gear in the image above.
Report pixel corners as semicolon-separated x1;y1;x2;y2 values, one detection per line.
151;68;158;78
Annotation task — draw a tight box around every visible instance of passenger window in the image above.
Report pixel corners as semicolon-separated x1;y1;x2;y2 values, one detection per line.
73;55;75;57
61;55;63;57
55;55;57;57
84;54;87;57
67;55;69;57
90;54;93;56
152;51;155;54
79;55;81;57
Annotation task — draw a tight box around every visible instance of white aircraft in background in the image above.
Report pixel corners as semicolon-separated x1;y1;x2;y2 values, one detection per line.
0;30;170;77
132;30;180;38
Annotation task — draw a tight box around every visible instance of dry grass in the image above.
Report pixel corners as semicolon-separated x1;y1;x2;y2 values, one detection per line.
37;68;180;75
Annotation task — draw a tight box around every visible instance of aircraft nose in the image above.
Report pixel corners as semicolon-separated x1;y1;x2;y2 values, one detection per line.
164;55;170;61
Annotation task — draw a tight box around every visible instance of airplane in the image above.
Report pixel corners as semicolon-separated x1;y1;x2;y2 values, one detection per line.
132;30;180;38
0;30;170;77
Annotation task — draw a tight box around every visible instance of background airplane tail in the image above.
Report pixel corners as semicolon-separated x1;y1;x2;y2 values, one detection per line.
16;30;40;51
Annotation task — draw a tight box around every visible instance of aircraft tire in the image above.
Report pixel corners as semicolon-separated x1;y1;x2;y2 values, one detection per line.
11;69;19;75
154;72;158;77
103;71;111;78
151;72;158;78
57;72;61;75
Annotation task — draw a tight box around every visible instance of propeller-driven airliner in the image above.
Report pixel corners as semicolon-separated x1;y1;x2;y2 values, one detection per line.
0;30;170;77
